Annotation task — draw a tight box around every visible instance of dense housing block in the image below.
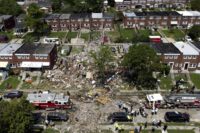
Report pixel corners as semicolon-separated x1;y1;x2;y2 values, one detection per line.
123;11;200;29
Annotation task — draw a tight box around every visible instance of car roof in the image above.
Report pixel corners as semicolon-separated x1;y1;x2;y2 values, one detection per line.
166;111;182;116
112;112;127;117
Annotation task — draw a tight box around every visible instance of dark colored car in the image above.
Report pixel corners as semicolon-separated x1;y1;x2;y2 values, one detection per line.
3;90;23;99
108;112;132;123
47;112;69;121
164;111;190;122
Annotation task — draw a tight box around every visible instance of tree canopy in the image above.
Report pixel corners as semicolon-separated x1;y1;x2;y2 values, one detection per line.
0;98;34;133
25;4;50;37
91;45;114;83
0;0;23;16
62;0;103;13
122;44;164;89
52;0;62;13
191;0;200;11
188;25;200;41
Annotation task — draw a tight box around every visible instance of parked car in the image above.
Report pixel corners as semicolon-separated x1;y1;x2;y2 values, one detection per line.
3;90;23;99
108;112;132;123
164;111;190;122
47;112;69;121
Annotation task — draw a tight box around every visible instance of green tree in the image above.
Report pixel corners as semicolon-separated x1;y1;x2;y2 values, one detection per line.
107;0;115;7
25;4;50;38
122;45;163;89
63;0;103;13
0;98;34;133
191;0;200;11
0;0;23;16
188;25;200;41
52;0;62;13
91;45;114;83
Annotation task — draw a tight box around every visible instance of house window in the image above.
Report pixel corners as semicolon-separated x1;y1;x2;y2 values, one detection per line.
174;56;178;59
175;63;179;67
9;57;12;59
169;56;173;59
164;56;168;59
193;56;196;59
188;56;192;59
183;56;187;59
179;64;182;67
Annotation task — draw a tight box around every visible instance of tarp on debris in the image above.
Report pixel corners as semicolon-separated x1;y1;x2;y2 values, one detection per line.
147;93;163;102
21;62;50;68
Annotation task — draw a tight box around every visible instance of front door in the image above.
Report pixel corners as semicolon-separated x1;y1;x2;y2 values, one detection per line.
184;63;188;70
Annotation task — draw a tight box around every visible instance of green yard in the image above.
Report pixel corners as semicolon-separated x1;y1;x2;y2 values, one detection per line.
162;29;185;41
120;29;135;41
159;75;173;90
80;33;90;41
66;32;78;40
42;128;59;133
49;32;66;39
190;73;200;89
90;31;100;40
0;76;20;90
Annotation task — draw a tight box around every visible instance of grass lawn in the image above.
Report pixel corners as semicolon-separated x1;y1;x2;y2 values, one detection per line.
106;30;120;42
42;128;59;133
80;33;90;41
120;29;135;41
66;32;78;40
159;75;173;90
162;29;185;41
190;73;200;89
48;32;66;39
0;76;20;90
90;31;100;40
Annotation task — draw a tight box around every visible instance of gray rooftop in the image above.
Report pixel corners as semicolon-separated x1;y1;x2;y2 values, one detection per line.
59;14;71;19
16;43;55;55
0;43;23;56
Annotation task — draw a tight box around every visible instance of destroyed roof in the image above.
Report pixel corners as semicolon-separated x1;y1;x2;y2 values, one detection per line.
149;43;181;55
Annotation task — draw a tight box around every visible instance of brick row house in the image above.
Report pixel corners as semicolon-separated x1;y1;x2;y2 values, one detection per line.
0;43;57;70
149;42;200;71
104;0;190;11
123;11;200;29
44;13;114;31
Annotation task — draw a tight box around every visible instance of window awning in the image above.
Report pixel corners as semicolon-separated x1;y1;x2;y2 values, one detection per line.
21;62;50;68
0;61;9;68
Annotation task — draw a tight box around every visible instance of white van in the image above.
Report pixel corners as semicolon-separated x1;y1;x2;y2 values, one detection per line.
43;37;60;45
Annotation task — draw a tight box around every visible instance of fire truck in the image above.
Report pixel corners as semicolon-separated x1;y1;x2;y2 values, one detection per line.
145;93;200;109
164;93;200;108
27;91;72;109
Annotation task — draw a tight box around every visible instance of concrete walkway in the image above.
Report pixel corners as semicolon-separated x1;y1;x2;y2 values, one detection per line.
99;124;199;133
170;70;176;85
